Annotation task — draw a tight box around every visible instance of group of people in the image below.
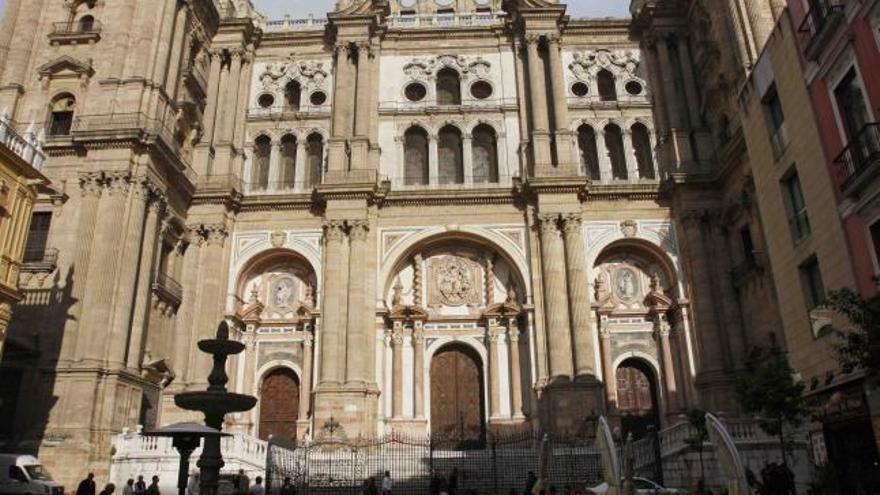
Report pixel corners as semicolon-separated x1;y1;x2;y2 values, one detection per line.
75;473;161;495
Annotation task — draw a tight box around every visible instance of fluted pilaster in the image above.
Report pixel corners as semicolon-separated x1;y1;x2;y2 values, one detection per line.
538;213;574;379
562;214;595;378
319;220;347;385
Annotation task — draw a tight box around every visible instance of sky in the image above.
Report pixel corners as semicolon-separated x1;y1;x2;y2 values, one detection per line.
253;0;631;18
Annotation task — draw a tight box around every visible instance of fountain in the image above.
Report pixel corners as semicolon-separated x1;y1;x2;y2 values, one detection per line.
175;321;257;495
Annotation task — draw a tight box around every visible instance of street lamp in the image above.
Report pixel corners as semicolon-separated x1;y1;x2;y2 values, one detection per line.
143;422;229;495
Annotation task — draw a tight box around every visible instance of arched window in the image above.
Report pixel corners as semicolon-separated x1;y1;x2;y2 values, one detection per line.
604;124;628;180
252;135;272;189
78;15;95;32
305;133;323;188
48;94;75;136
436;68;461;106
285;81;301;110
404;126;429;186
631;123;655;180
280;134;297;188
597;69;617;102
578;124;601;180
472;124;499;183
438;125;463;184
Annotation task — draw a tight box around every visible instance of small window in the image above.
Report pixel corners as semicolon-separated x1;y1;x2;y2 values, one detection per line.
401;9;416;15
800;256;825;311
782;170;810;242
48;95;75;136
597;69;617;102
571;82;589;98
404;82;427;102
257;93;275;108
436;68;461;105
309;91;327;106
763;84;788;157
834;68;871;142
285;81;302;110
23;212;51;263
470;81;493;100
625;81;643;96
740;226;756;266
78;15;95;32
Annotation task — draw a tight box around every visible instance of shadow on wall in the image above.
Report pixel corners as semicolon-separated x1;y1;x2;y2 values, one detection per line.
0;268;76;451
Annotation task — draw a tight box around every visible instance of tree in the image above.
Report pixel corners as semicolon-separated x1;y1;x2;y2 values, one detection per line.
824;288;880;376
735;347;809;467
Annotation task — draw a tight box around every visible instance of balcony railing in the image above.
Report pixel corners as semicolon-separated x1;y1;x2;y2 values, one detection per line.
247;106;330;120
152;272;182;308
48;20;102;44
388;12;506;29
245;180;319;195
389;173;516;191
263;16;328;32
834;122;880;195
0;112;45;172
21;247;59;274
798;2;844;60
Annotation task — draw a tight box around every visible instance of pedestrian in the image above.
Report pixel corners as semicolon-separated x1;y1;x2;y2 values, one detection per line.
76;473;97;495
134;476;146;495
249;477;264;495
448;468;458;495
236;470;250;495
186;472;200;495
362;477;378;495
524;472;537;495
98;484;116;495
145;476;160;495
381;471;392;495
280;477;296;495
123;479;134;495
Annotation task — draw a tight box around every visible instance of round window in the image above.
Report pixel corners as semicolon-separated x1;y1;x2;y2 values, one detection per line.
310;91;327;106
404;82;427;102
625;81;643;96
571;82;589;98
470;81;493;100
257;93;275;108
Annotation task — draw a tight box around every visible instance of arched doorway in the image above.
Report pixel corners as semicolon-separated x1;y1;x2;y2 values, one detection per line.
430;344;486;448
258;368;300;441
616;359;659;440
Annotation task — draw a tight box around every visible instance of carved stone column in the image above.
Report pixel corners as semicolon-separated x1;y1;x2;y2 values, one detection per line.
345;220;370;385
76;172;130;365
676;37;702;130
354;42;373;138
654;314;679;414
488;326;503;418
173;228;201;386
126;192;165;369
412;324;425;419
332;42;356;139
508;325;525;418
622;129;639;181
269;141;282;190
595;128;612;182
428;135;439;186
538;213;574;379
318;220;347;385
547;34;573;169
562;214;595;378
107;179;152;367
294;140;307;190
655;38;693;166
391;326;404;419
462;134;474;184
191;224;229;384
61;173;103;363
299;334;314;420
220;50;243;144
213;63;230;148
598;315;616;407
525;34;552;169
201;51;223;147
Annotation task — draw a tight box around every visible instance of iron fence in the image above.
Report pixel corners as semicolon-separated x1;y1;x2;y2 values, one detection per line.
265;431;602;495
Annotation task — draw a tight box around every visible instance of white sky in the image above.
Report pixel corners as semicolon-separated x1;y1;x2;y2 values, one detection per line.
253;0;631;18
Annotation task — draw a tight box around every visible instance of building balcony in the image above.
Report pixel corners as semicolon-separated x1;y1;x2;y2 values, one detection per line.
262;15;328;33
48;20;102;45
834;122;880;197
0;114;45;172
20;247;59;275
388;173;515;191
152;272;182;309
246;106;330;121
798;3;844;61
244;180;318;195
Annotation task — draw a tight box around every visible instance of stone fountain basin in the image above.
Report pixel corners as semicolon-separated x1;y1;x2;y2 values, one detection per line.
198;340;246;355
175;391;257;415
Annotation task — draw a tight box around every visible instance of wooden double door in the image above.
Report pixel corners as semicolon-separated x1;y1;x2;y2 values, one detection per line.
259;368;300;441
430;345;486;448
616;360;659;440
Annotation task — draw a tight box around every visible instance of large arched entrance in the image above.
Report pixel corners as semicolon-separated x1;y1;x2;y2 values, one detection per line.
258;368;300;441
616;359;660;440
430;344;486;448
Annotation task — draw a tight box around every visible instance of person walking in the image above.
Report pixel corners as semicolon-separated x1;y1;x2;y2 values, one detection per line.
279;477;296;495
235;470;250;495
145;476;160;495
98;484;116;495
134;476;146;495
122;479;134;495
248;477;264;495
381;471;392;495
76;473;96;495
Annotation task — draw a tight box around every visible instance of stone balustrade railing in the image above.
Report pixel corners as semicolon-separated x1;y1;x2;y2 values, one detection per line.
388;12;506;29
263;16;328;32
0;110;45;172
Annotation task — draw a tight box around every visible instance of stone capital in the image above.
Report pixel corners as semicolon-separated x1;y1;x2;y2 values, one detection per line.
562;213;582;235
323;220;346;241
349;220;369;241
205;223;228;247
537;213;559;236
391;329;405;346
105;172;131;197
524;33;543;45
79;172;104;198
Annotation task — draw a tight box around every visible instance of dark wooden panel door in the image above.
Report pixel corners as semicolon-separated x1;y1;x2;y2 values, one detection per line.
259;368;299;441
616;362;658;440
431;346;485;446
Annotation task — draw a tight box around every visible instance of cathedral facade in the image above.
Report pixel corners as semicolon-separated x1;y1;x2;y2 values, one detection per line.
0;0;788;484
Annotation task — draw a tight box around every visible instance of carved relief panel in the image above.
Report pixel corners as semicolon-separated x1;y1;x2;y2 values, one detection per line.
241;263;317;321
594;252;670;313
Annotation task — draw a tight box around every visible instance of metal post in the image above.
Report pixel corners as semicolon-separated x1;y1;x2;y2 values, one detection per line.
491;436;498;495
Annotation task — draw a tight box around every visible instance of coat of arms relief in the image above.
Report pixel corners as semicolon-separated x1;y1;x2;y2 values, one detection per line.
428;255;481;307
